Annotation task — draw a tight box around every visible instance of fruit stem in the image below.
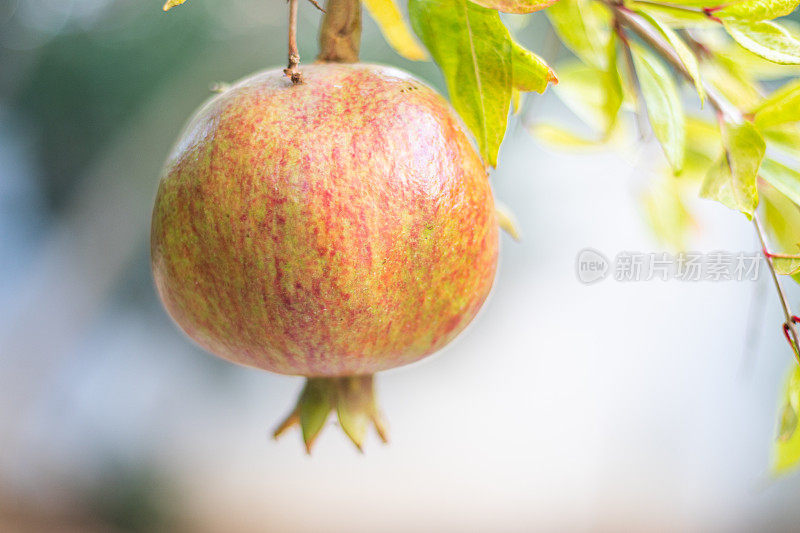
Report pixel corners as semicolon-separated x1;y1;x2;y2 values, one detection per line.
284;0;303;84
273;375;388;452
317;0;361;63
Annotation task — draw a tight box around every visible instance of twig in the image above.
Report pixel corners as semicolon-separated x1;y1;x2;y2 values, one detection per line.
754;213;800;362
606;3;741;122
678;28;713;60
614;20;649;139
605;0;800;365
284;0;303;84
306;0;325;12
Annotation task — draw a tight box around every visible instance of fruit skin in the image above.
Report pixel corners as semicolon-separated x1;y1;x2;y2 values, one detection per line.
151;63;498;377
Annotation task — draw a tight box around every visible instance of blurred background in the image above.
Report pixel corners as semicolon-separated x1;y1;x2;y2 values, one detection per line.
2;0;800;530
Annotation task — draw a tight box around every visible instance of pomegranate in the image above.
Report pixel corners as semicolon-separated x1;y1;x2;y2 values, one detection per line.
151;63;498;450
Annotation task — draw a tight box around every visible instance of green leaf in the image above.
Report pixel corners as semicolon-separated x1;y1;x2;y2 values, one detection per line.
511;42;558;94
724;19;800;64
363;0;429;60
754;78;800;128
409;0;509;167
410;0;555;166
546;0;610;69
717;0;800;21
636;8;705;104
760;158;800;206
630;44;686;172
470;0;559;13
700;120;765;217
774;365;800;474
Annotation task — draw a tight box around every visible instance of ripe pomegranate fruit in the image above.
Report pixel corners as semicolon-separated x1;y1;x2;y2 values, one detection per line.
151;63;498;450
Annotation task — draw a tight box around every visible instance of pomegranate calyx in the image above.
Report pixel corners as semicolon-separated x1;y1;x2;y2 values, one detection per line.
273;374;388;453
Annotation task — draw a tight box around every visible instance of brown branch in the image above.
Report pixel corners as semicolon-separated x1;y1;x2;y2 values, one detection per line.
754;214;800;360
284;0;303;84
317;0;361;63
614;20;649;139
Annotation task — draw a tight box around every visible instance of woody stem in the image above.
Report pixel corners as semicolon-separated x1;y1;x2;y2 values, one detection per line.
284;0;303;84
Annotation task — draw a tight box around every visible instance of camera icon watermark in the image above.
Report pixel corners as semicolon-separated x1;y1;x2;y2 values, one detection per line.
575;248;762;284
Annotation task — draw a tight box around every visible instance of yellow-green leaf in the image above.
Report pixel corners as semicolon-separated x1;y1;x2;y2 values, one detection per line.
724;19;800;64
774;365;800;474
554;60;621;132
702;54;764;109
511;42;558;94
163;0;187;10
674;116;719;184
717;0;800;21
700;120;765;217
631;44;686;173
717;43;800;80
336;402;369;451
409;0;512;166
602;34;624;136
363;0;428;61
685;115;722;160
763;123;800;158
773;255;800;274
636;8;705;104
760;159;800;206
762;180;800;285
495;202;521;240
628;2;715;27
546;0;610;69
754;78;800;128
511;88;522;114
642;176;695;250
410;0;555;166
528;123;606;149
470;0;559;13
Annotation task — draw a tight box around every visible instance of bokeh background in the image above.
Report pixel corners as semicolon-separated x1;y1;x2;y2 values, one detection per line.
3;0;800;530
